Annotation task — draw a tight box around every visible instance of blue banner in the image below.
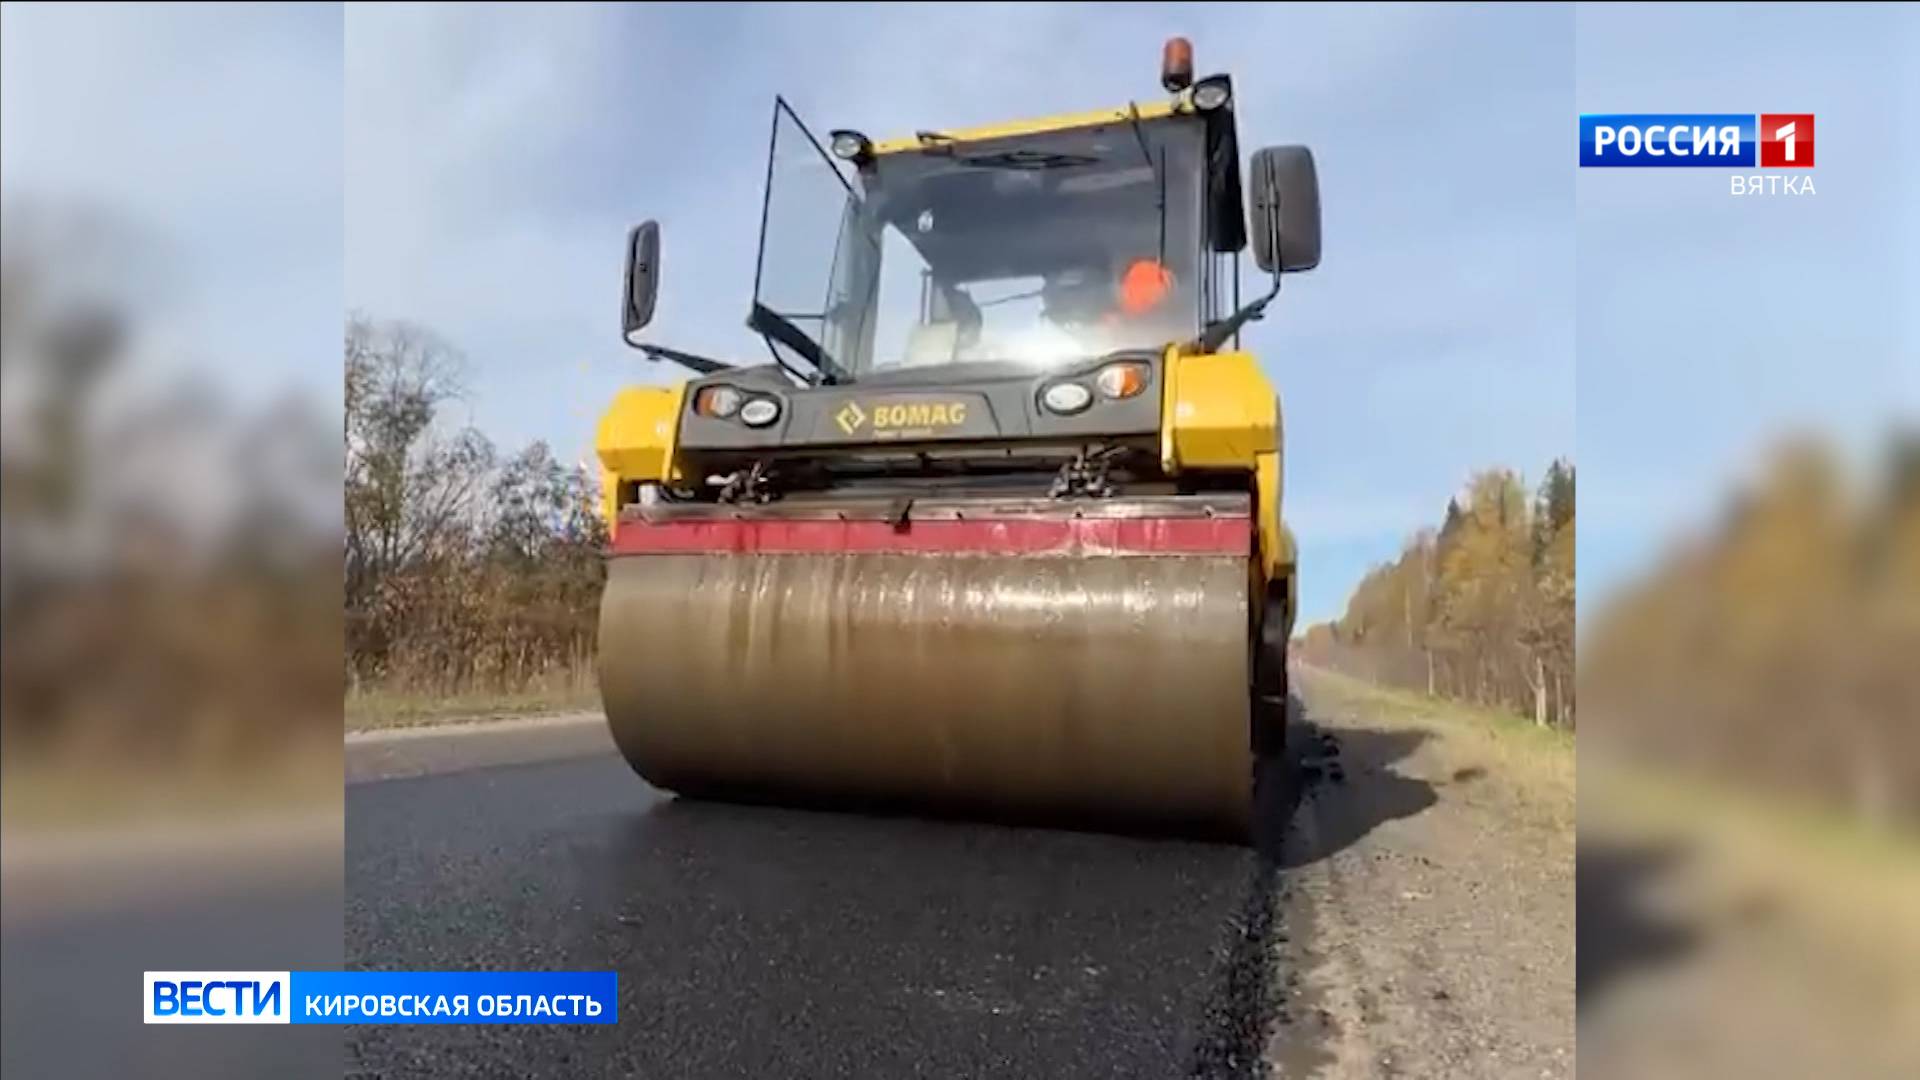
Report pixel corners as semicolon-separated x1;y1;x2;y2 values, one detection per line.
1579;113;1756;167
288;971;617;1024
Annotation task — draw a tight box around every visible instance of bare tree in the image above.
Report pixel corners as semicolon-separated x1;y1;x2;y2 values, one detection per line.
344;315;496;677
343;315;606;698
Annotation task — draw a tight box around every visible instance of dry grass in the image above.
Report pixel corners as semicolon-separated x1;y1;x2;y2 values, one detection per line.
1297;664;1575;835
1583;756;1920;965
345;660;600;730
1;737;341;828
1580;757;1920;1078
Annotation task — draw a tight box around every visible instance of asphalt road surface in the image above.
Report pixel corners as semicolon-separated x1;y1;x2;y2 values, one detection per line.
0;677;1571;1079
344;674;1574;1079
2;815;343;1079
347;714;1291;1079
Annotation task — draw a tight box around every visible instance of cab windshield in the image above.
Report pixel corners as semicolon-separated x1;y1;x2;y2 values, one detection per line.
753;104;1204;381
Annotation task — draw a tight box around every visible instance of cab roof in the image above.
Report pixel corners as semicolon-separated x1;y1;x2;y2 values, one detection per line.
870;98;1189;156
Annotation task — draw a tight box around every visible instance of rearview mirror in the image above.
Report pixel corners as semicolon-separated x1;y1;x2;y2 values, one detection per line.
1249;146;1321;274
622;221;660;345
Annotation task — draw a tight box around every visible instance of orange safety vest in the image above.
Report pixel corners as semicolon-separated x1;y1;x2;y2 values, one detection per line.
1117;259;1175;316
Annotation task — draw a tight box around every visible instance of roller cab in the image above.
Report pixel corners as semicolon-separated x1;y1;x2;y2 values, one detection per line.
599;40;1321;839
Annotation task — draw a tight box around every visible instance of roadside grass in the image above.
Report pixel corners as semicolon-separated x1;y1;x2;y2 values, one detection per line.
1295;664;1575;835
1591;757;1920;876
2;743;341;828
346;666;601;731
1581;759;1920;1069
1584;754;1920;966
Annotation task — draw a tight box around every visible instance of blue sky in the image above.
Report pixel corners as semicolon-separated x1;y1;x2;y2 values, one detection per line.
344;2;1575;626
1575;3;1918;603
1;3;342;409
15;5;1905;627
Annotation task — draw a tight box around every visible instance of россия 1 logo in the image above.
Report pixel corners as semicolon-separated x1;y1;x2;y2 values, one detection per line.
1757;113;1814;168
1579;113;1815;195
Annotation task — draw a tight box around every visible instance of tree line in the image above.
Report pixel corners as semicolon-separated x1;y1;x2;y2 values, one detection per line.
1582;439;1918;826
344;315;604;698
3;202;341;765
1297;460;1576;728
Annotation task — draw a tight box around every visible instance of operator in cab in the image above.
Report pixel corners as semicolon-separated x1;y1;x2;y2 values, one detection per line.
1040;256;1180;338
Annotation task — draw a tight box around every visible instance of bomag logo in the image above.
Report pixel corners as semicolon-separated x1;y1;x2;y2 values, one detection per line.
836;400;967;436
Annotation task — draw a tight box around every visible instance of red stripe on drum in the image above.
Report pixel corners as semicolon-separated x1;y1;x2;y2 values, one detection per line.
610;515;1252;557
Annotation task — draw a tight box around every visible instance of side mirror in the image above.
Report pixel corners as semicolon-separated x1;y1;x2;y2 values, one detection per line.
1249;146;1321;274
622;221;660;345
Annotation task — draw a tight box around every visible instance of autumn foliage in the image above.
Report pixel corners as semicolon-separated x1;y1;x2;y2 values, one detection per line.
1;205;341;766
344;316;605;700
1582;439;1920;825
1298;461;1577;727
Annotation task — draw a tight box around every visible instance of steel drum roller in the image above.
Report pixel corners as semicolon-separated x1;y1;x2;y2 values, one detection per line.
599;551;1253;834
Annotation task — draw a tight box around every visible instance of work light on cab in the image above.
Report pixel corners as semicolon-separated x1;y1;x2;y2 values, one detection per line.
1191;76;1231;112
829;130;873;164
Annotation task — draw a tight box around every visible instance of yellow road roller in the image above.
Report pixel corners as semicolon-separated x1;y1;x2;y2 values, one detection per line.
597;40;1320;839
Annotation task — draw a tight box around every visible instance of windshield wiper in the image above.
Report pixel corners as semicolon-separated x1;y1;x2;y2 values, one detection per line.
750;301;850;385
1127;104;1168;265
955;149;1098;171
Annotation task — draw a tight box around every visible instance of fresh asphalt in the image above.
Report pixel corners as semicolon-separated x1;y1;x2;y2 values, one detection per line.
345;715;1303;1078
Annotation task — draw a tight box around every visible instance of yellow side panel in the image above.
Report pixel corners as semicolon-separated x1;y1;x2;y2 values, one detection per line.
1256;451;1296;587
597;470;623;532
1164;349;1292;601
1163;350;1276;469
594;384;688;524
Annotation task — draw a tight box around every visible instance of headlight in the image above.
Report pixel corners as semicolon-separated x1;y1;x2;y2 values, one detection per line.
694;385;744;418
1191;77;1231;112
739;397;781;427
1095;362;1150;399
1041;382;1094;415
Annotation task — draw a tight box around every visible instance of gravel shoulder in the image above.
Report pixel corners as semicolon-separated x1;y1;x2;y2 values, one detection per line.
1268;668;1575;1079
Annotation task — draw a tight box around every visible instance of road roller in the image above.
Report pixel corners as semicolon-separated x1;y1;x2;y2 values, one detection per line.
596;40;1321;840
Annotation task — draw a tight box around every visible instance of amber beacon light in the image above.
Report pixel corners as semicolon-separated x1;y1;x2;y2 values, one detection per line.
1161;37;1194;92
